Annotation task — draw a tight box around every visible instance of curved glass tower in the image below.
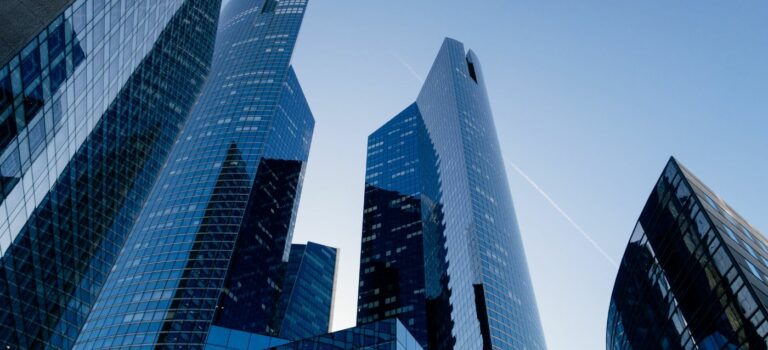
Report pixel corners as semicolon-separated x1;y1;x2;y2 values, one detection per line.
607;158;768;349
0;0;220;348
357;38;547;350
73;0;314;348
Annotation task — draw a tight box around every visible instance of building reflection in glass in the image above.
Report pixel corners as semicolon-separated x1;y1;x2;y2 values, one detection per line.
608;158;768;349
0;0;220;348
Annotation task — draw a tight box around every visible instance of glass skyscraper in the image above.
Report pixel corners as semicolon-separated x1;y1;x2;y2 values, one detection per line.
0;0;220;348
358;38;547;350
607;158;768;349
276;242;338;340
73;0;315;348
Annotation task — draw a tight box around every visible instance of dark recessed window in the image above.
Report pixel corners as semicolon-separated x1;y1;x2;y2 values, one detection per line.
262;0;278;13
0;74;12;116
23;84;44;124
466;58;478;83
48;22;65;60
0;109;17;151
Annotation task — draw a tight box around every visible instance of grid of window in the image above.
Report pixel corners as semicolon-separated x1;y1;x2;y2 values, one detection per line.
73;0;313;348
276;242;338;340
686;165;768;302
271;318;423;350
357;38;546;350
0;0;219;349
357;103;450;349
416;39;546;349
0;0;190;245
607;158;768;349
204;325;290;350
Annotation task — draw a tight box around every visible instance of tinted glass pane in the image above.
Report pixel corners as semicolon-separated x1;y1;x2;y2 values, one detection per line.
21;48;40;86
48;22;65;60
0;108;16;151
0;74;12;117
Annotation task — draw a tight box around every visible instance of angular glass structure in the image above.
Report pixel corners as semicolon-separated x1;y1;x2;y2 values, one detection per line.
204;318;423;350
0;0;220;348
358;38;547;350
73;0;314;348
607;158;768;349
271;319;423;350
276;242;338;340
204;325;290;350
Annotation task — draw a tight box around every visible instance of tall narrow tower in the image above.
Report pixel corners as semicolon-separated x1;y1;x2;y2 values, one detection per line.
73;0;316;348
357;38;547;350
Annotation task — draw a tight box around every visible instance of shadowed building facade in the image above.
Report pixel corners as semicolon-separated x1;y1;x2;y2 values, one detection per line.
0;0;220;348
276;242;338;340
205;318;423;350
72;0;316;348
607;158;768;349
357;38;547;350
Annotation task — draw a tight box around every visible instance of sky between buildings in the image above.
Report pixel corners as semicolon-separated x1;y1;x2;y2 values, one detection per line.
225;1;768;349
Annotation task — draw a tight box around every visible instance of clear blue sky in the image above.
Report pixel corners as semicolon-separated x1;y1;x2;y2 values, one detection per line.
239;1;768;349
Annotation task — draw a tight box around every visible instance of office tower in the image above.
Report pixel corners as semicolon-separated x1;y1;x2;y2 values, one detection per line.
205;318;423;350
607;158;768;349
0;0;220;348
358;38;547;350
73;0;314;348
276;242;338;340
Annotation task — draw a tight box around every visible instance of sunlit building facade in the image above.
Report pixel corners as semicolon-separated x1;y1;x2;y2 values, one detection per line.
73;0;315;348
607;158;768;349
0;0;220;348
357;38;547;350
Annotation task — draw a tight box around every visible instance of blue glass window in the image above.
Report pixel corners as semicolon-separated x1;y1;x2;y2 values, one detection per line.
744;243;759;259
23;83;43;123
0;112;15;151
48;21;65;60
0;73;15;150
72;4;87;34
746;260;763;281
20;45;40;86
740;225;756;242
723;225;739;243
704;194;717;209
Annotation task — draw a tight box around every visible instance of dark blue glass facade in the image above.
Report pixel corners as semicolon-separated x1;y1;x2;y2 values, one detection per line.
607;158;768;349
358;103;452;349
272;318;423;350
0;0;220;348
204;325;290;350
358;38;546;350
204;319;422;350
276;242;338;340
73;0;314;348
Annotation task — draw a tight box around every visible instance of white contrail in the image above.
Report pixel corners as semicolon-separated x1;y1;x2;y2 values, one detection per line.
392;52;424;84
389;52;617;267
506;160;618;268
